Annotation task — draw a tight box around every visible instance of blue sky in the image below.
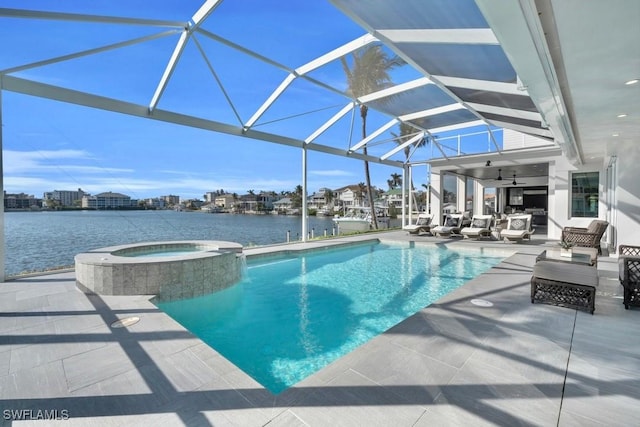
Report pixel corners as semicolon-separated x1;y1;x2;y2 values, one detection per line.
1;1;491;200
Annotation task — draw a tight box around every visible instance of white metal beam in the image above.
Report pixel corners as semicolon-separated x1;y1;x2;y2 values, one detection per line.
377;28;498;45
191;34;243;126
380;132;424;161
434;75;529;96
2;75;404;167
398;103;464;122
295;34;377;76
486;119;554;138
1;30;180;75
244;73;296;129
358;77;432;104
0;7;186;27
149;30;190;113
349;118;399;152
190;0;222;29
467;102;542;122
428;120;486;135
305;102;355;144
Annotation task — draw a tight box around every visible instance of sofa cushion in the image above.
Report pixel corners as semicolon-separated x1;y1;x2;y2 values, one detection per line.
533;261;598;287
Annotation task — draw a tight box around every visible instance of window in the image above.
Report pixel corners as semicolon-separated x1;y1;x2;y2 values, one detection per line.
571;172;599;217
466;177;474;212
442;174;457;205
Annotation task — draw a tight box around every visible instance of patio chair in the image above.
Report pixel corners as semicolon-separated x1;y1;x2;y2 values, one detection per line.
431;213;464;238
561;219;608;254
460;214;493;240
403;213;433;235
618;244;640;309
500;214;534;242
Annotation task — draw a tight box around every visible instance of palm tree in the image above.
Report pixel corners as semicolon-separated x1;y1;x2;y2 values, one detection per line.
357;182;367;206
324;189;334;209
390;173;402;189
341;44;400;229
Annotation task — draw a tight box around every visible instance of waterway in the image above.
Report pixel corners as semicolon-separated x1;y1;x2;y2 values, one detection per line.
4;210;336;277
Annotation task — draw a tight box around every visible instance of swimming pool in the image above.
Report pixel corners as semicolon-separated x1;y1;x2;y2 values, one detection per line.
156;241;505;394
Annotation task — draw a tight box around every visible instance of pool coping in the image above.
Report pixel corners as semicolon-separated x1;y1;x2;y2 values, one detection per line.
0;230;635;426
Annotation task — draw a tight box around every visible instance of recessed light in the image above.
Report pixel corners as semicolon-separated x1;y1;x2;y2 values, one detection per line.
625;79;639;85
612;133;619;137
617;114;627;118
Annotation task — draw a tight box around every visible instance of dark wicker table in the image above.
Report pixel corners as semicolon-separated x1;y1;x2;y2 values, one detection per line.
531;259;599;314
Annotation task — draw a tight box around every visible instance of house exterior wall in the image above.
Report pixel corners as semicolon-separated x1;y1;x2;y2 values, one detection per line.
612;141;640;252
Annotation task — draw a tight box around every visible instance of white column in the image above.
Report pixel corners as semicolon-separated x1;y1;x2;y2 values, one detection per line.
430;170;442;225
407;165;413;224
456;175;466;213
301;147;308;242
473;180;484;215
401;165;407;226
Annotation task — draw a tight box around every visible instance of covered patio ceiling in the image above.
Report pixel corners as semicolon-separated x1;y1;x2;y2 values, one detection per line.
1;1;636;180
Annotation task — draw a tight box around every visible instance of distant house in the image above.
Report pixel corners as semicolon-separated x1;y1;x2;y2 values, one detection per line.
214;194;235;209
307;187;333;210
333;185;361;210
273;197;293;213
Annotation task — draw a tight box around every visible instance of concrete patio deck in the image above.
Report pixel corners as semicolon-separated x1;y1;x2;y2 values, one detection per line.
1;231;638;426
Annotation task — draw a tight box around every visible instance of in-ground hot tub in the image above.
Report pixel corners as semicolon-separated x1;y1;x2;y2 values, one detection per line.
75;240;243;301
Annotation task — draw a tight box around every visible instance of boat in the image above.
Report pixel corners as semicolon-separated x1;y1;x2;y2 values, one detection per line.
332;207;389;233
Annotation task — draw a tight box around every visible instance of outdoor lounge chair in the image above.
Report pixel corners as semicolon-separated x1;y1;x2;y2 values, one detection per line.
403;213;433;235
618;244;640;309
500;214;534;242
460;214;493;240
561;220;609;254
431;213;464;238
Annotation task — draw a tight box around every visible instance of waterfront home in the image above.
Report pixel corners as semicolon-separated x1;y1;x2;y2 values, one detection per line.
81;192;138;209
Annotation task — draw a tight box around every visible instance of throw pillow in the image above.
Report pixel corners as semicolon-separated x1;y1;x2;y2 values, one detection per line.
472;218;488;228
509;218;526;230
446;216;459;227
417;217;431;226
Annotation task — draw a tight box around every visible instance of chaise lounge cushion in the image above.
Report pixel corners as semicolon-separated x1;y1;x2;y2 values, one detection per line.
432;214;464;237
403;214;433;234
501;214;533;241
460;214;493;239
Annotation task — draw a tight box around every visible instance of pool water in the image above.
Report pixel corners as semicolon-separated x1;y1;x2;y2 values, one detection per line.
121;248;201;258
156;242;504;393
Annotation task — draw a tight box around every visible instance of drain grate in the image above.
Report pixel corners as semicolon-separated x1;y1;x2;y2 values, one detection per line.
110;316;140;328
470;299;493;307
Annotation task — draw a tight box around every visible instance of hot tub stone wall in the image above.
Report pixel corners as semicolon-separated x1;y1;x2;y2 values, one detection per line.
75;240;244;301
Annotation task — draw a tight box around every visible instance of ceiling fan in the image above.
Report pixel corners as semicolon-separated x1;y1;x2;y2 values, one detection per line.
495;168;503;181
503;173;527;186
